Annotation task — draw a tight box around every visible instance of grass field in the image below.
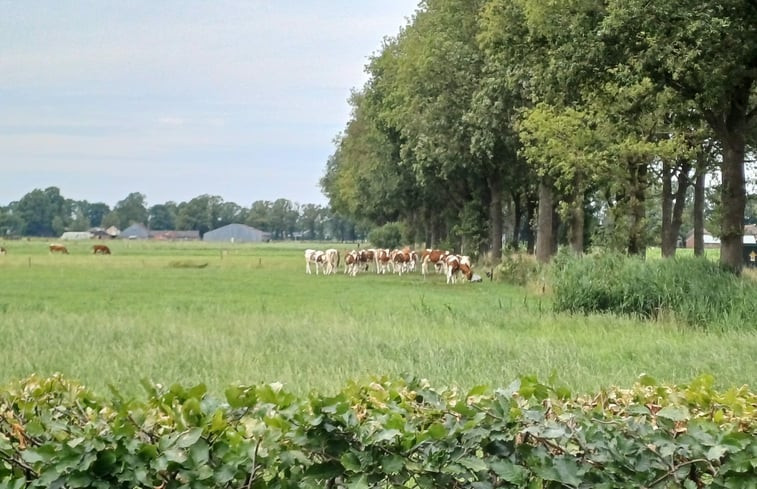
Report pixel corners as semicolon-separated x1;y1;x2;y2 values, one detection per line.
0;239;755;398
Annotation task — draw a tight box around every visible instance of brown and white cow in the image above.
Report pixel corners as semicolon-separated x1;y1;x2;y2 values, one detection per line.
358;249;376;273
375;249;393;274
0;246;6;255
49;243;69;254
421;249;449;276
305;249;326;274
323;248;340;275
92;244;111;255
343;250;360;276
391;247;413;275
445;254;473;284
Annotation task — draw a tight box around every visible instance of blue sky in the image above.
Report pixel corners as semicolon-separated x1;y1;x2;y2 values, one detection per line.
0;1;417;208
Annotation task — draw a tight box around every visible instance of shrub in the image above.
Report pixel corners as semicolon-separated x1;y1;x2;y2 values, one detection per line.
552;251;757;328
368;222;404;249
495;252;541;286
0;374;754;488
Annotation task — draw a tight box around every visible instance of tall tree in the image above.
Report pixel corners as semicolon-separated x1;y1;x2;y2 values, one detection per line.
148;203;177;230
113;192;148;228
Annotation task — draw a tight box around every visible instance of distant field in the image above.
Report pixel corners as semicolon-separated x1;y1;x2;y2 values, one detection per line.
0;239;754;397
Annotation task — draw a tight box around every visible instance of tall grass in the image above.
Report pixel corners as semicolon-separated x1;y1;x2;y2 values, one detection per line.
552;251;757;329
0;240;755;397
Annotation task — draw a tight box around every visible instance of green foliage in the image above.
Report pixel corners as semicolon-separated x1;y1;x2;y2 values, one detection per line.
495;252;541;286
1;374;754;488
368;222;405;249
552;252;757;328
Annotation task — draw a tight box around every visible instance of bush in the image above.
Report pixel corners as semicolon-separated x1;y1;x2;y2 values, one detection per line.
552;251;757;328
495;252;541;286
1;374;754;488
368;222;404;249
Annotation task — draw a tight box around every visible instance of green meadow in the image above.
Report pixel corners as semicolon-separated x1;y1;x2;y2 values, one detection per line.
0;239;754;397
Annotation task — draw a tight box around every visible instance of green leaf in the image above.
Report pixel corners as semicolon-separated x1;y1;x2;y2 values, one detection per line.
381;454;404;474
340;452;362;472
553;456;582;487
177;427;204;448
346;474;369;489
706;444;728;461
467;385;489;397
656;406;689;421
427;423;448;440
374;429;401;443
490;460;529;484
458;456;488;472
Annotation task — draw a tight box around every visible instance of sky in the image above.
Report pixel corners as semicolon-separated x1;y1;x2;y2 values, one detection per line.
0;1;418;208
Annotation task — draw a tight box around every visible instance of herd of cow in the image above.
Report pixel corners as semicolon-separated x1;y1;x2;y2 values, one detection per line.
304;247;476;284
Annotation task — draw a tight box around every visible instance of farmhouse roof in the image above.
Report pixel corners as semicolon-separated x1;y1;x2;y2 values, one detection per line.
60;231;93;240
149;230;200;240
203;223;270;242
119;223;149;239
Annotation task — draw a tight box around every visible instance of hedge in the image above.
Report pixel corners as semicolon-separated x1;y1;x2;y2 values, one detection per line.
1;374;755;488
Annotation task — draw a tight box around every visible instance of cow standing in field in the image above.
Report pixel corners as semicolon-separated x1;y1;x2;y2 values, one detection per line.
344;250;360;276
421;249;449;276
0;247;6;255
305;249;328;275
391;248;413;275
376;249;393;274
49;243;69;254
358;249;376;273
92;244;111;255
324;248;340;274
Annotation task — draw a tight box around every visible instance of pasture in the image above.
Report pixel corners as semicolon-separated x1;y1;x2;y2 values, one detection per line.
0;239;754;397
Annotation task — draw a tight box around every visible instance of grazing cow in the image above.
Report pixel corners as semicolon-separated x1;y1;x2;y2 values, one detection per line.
445;254;473;284
324;248;340;274
49;243;69;254
92;244;111;255
421;249;449;276
0;246;6;255
305;249;324;274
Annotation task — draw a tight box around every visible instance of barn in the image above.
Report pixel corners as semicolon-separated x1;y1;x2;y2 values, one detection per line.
119;223;149;239
203;223;270;243
60;231;93;240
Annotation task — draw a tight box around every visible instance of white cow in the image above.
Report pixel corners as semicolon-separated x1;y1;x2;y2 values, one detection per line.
324;248;340;275
305;249;326;275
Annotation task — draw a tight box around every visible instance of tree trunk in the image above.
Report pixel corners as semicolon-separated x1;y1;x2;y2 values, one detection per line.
661;161;674;257
510;190;523;251
693;153;706;256
568;185;584;255
536;178;554;263
668;159;691;256
525;194;537;254
627;160;648;257
704;82;751;273
488;176;503;263
719;135;746;273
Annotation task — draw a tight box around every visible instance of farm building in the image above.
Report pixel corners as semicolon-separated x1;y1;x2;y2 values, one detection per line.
149;230;200;240
119;223;149;239
684;228;720;249
203;223;270;243
60;231;93;240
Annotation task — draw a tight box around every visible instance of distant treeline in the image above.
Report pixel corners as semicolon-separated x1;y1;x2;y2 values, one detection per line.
0;187;363;240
